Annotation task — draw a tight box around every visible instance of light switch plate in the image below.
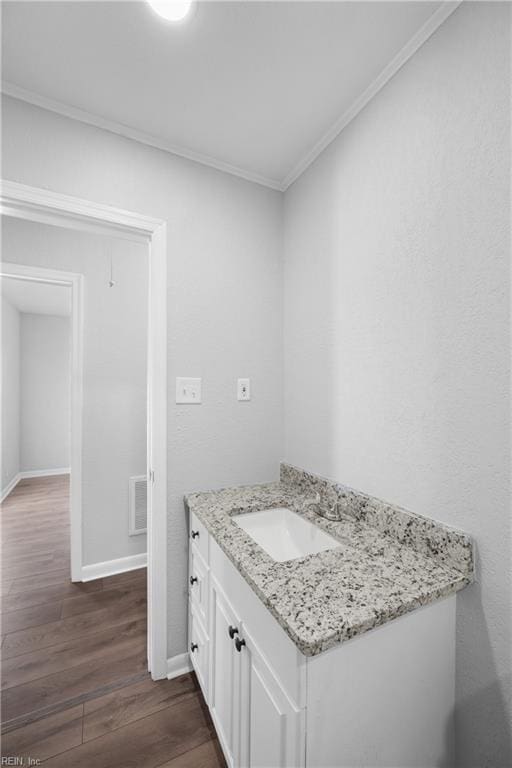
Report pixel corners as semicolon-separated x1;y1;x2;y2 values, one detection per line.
176;377;202;404
237;378;251;401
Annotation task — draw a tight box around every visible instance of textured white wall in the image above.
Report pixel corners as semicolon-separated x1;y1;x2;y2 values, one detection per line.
20;313;70;472
1;100;283;657
283;4;510;765
3;220;148;566
1;297;20;494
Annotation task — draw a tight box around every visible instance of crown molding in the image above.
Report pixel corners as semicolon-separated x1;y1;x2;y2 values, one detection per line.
1;81;285;192
281;0;462;190
1;1;460;195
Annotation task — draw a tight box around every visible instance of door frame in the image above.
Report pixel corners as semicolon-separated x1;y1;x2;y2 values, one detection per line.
0;262;84;582
0;179;168;679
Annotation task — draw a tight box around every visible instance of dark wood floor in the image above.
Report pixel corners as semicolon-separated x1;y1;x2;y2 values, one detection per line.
1;475;225;767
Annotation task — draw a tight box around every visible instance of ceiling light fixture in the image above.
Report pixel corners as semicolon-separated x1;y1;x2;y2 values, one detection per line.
146;1;194;23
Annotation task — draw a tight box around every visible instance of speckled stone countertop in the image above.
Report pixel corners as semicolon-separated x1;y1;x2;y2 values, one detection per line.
185;464;473;657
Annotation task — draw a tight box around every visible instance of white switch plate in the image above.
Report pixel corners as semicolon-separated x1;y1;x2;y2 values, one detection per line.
237;378;251;401
176;377;202;404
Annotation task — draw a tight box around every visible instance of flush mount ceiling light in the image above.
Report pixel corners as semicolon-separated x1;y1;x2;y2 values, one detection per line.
146;1;194;22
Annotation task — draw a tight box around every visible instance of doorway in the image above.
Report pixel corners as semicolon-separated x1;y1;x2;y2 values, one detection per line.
1;179;168;680
1;265;83;582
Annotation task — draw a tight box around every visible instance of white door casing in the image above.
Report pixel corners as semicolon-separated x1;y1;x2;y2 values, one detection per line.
0;179;168;680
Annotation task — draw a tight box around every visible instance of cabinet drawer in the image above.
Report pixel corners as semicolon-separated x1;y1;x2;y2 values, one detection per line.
189;605;209;701
189;546;209;628
190;511;209;564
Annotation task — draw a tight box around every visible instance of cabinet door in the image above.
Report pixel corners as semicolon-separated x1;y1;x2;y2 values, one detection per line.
239;624;304;768
210;577;242;768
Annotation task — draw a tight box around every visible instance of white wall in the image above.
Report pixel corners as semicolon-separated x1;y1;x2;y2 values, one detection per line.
1;99;284;658
20;313;70;472
3;220;149;567
1;297;20;494
283;3;510;766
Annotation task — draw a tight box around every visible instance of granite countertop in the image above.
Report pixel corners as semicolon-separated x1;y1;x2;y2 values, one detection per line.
185;464;473;657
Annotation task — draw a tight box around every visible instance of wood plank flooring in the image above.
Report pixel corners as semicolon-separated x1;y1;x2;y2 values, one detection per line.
1;475;225;767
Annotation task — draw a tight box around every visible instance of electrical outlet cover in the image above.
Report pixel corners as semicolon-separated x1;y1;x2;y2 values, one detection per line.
237;378;251;401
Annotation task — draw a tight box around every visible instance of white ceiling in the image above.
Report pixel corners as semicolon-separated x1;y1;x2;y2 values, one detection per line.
2;277;72;317
1;1;454;189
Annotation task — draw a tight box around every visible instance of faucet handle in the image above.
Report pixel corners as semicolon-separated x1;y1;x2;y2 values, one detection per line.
303;487;341;521
302;492;321;512
323;486;341;520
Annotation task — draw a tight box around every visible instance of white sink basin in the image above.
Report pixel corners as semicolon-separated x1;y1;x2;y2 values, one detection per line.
233;507;339;562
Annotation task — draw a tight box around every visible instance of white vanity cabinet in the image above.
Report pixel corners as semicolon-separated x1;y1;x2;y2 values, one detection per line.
189;511;305;768
188;509;456;768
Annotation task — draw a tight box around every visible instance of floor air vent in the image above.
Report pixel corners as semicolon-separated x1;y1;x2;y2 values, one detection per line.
129;475;147;536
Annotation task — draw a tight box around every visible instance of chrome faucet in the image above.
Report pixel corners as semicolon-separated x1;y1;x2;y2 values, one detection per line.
302;488;342;522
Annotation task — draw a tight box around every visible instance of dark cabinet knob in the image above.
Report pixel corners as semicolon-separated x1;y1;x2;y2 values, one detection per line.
228;625;239;639
191;530;199;540
190;576;198;585
234;637;246;652
190;642;198;653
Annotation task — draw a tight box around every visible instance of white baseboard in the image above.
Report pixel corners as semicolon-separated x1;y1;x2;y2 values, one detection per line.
0;472;21;503
167;652;192;680
81;552;147;582
20;467;70;479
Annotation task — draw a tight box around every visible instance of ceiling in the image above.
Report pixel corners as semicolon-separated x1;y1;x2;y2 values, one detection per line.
1;1;455;190
2;277;72;317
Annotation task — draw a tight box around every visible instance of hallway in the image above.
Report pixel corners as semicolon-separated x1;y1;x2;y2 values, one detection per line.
1;475;224;767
